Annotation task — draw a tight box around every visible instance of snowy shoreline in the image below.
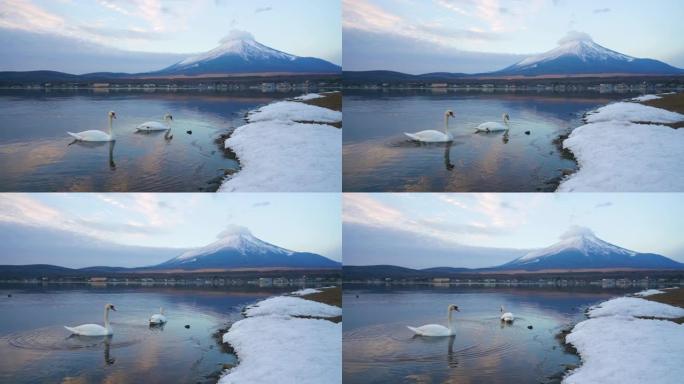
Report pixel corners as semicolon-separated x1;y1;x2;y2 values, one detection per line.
218;287;341;384
562;288;684;384
557;93;684;192
218;92;342;192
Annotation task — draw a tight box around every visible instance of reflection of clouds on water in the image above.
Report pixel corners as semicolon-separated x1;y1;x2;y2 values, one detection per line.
0;140;67;179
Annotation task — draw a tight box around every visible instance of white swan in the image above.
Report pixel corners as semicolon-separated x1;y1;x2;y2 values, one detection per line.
407;304;459;336
65;303;116;336
405;110;455;142
476;113;510;132
500;305;514;323
67;111;116;142
137;113;173;131
149;307;167;324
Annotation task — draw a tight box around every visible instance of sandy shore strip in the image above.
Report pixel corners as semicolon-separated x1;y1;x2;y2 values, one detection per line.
562;287;684;384
218;287;341;384
218;92;341;192
557;92;684;192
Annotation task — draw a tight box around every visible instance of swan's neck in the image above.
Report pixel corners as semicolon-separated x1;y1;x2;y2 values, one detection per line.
444;115;449;133
108;116;113;137
160;307;164;315
447;309;453;329
104;308;111;331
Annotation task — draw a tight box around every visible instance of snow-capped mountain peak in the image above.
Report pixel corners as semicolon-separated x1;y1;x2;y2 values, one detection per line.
174;225;292;262
155;29;340;76
175;30;296;67
492;31;681;76
518;226;636;262
513;32;634;69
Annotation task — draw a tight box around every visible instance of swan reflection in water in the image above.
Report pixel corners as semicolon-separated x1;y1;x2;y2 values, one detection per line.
65;334;116;365
68;140;116;169
444;142;454;170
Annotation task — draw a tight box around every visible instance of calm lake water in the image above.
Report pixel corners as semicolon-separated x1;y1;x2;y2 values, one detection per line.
343;285;636;384
343;91;637;192
0;90;300;192
0;284;288;384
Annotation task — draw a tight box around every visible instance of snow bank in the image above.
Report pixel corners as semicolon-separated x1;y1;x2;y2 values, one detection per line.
633;289;664;297
220;291;342;384
631;94;661;102
245;296;341;318
584;101;684;124
563;293;684;384
219;95;341;192
557;121;684;191
220;316;341;384
218;121;341;192
293;93;324;101
291;288;322;296
586;297;684;319
563;316;684;384
247;101;341;124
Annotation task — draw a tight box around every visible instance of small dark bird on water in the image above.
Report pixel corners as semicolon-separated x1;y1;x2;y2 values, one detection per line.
186;130;192;135
185;324;190;329
7;294;11;297
524;131;531;135
527;325;533;329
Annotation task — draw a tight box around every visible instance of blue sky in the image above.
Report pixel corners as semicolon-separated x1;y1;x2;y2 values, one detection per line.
344;193;684;268
0;193;341;266
0;0;341;73
343;0;684;74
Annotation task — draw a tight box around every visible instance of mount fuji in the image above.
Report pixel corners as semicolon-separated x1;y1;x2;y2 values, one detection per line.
154;30;341;76
491;31;682;77
497;227;682;271
154;225;340;270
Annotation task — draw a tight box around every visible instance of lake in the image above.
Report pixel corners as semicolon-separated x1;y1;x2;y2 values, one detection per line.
343;285;636;384
0;90;300;192
0;283;290;383
343;91;637;192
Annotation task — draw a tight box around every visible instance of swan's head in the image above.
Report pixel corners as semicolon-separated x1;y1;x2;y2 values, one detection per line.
448;304;459;312
502;113;510;123
108;111;117;119
445;110;455;119
106;303;117;311
164;113;173;121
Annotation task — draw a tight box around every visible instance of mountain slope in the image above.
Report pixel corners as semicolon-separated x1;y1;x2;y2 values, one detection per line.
493;32;682;76
499;227;682;271
155;30;340;76
155;225;340;270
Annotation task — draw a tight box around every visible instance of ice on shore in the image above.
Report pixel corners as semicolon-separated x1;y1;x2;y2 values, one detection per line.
244;296;341;318
633;289;664;297
247;101;341;124
220;315;341;384
584;101;684;124
218;120;341;192
220;290;342;384
563;294;684;384
219;95;341;192
587;297;684;319
293;93;324;101
291;288;322;296
557;121;684;192
563;316;684;384
631;94;661;102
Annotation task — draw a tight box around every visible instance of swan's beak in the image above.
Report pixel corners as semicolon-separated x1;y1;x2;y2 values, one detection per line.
111;306;117;311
